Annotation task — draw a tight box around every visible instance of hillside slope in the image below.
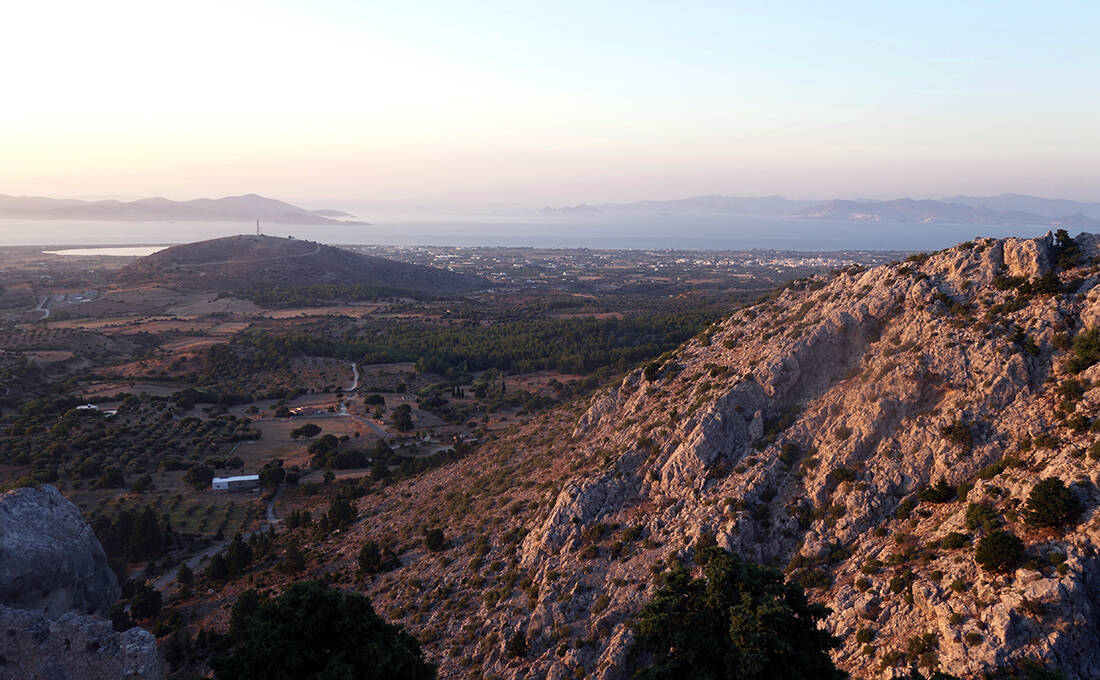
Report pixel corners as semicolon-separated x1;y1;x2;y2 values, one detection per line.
114;234;488;294
267;232;1100;679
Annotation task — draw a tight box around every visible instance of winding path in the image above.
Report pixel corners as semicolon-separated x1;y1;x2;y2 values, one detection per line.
31;296;50;320
342;362;360;408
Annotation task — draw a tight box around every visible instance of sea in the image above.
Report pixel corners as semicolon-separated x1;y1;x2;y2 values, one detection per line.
1;210;1056;253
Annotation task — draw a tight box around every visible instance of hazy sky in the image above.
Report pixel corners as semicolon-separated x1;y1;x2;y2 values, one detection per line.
3;1;1099;207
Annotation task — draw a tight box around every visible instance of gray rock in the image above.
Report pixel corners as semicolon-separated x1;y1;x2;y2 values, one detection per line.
0;604;159;680
0;485;161;680
0;485;119;617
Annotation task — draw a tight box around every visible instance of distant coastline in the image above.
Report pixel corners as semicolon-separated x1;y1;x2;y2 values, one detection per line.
0;192;366;226
542;193;1100;231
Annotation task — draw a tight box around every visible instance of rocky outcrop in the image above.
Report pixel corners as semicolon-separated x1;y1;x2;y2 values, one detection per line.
0;485;160;679
0;485;119;617
0;604;160;680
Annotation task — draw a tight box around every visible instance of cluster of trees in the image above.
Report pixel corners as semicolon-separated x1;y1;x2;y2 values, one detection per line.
196;344;312;401
91;506;173;574
1;398;258;490
232;308;719;377
171;387;255;410
312;439;390;470
290;423;322;439
206;532;277;583
0;353;46;408
368;441;473;485
973;477;1084;573
628;546;1070;679
358;540;400;574
241;283;418;308
391;404;414;431
631;547;844;679
212;581;435;679
111;580;163;629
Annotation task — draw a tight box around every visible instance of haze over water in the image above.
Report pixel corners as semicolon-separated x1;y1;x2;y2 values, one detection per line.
1;213;1054;253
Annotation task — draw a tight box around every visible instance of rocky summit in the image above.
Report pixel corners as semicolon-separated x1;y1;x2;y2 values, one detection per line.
0;485;160;680
332;232;1100;679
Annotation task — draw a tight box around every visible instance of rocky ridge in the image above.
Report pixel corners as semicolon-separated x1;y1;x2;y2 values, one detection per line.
328;232;1100;679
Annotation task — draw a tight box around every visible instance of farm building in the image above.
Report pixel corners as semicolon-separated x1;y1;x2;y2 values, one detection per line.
211;474;260;492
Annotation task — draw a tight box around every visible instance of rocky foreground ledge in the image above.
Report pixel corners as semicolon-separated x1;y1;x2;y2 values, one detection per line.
0;485;160;679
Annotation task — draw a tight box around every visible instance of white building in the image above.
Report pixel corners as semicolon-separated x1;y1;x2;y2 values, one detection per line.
211;474;260;492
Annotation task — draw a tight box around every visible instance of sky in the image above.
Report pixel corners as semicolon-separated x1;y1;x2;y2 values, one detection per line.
3;1;1099;208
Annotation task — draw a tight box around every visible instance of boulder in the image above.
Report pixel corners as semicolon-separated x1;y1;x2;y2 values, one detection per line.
0;485;160;679
0;485;119;617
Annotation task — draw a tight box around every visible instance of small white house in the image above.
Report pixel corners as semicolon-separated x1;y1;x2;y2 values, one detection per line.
211;474;260;492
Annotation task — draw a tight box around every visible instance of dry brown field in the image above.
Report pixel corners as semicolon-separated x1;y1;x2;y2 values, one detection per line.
78;381;180;399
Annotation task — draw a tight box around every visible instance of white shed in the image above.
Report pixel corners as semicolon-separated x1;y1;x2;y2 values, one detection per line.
211;474;260;492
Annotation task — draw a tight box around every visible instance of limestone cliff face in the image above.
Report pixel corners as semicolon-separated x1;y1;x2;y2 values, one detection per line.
0;485;160;680
476;233;1100;679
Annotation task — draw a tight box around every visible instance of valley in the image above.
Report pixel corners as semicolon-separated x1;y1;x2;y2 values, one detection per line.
4;231;1097;679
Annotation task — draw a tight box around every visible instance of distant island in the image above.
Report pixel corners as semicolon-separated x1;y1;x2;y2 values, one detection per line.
543;193;1100;230
0;193;366;226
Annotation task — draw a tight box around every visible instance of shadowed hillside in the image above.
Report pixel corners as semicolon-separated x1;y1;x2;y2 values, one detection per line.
114;235;488;294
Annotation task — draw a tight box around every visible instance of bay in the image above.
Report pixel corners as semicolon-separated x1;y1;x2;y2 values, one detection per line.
0;212;1055;252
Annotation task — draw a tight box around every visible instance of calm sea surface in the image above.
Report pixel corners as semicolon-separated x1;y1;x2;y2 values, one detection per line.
1;212;1055;252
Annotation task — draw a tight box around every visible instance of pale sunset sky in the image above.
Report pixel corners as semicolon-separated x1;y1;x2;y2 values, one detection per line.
2;0;1098;207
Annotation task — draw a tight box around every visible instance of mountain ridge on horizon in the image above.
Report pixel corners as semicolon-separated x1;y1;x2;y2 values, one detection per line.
0;192;365;226
542;193;1100;228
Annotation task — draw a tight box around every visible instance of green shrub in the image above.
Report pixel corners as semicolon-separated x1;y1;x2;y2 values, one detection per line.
1025;478;1083;528
505;630;528;659
941;532;970;550
1065;328;1100;373
975;530;1024;572
965;503;999;532
940;421;973;452
1033;432;1060;449
778;442;803;466
888;572;913;594
895;497;918;520
978;457;1019;480
918;479;956;503
424;528;446;552
828;467;858;484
